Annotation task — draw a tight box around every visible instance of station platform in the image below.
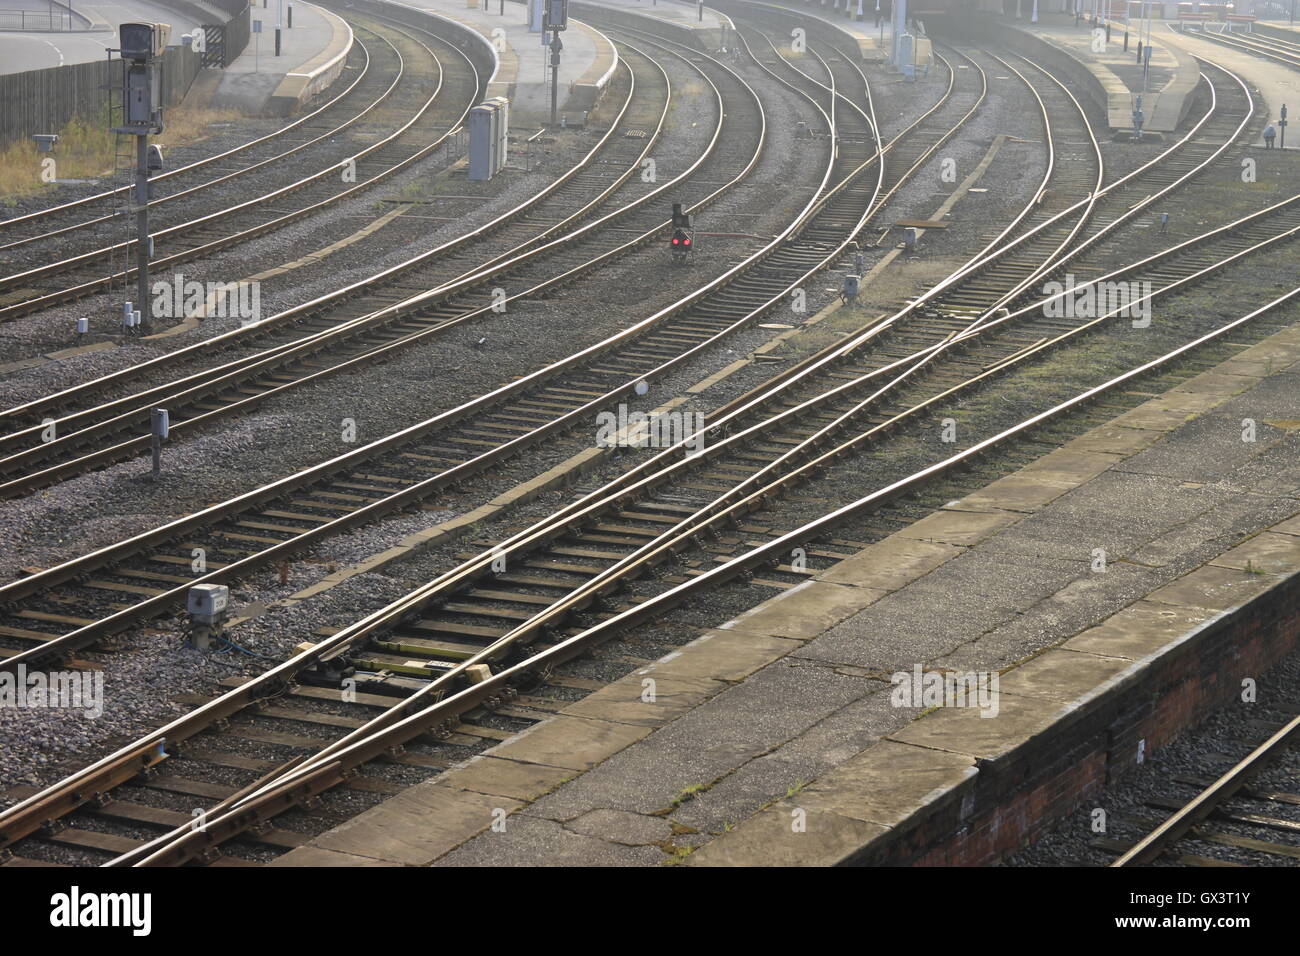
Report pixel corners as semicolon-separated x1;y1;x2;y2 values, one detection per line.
569;0;733;51
1001;11;1201;133
1158;21;1300;141
263;306;1300;866
187;0;352;115
393;0;618;124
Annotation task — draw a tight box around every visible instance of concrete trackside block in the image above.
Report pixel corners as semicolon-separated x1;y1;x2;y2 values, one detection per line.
487;714;652;771
725;579;888;640
305;782;521;865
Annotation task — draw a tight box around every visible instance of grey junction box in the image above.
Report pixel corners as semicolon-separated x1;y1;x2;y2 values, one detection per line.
468;97;509;181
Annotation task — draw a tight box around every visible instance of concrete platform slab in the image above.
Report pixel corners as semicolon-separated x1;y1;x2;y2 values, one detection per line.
488;713;652;771
310;782;519;864
818;536;962;590
561;671;721;726
434;812;664;865
434;754;576;801
897;507;1021;546
1062;599;1215;660
726;579;887;640
267;845;404;866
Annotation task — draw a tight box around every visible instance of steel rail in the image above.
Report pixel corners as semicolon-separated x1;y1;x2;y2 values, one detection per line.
0;42;654;435
285;189;1300;695
0;34;385;255
10;35;1268;868
0;27;853;841
1113;712;1300;866
0;39;765;498
0;31;1253;858
0;26;426;291
0;33;792;672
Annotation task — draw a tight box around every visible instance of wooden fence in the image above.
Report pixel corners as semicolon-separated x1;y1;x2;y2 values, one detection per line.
0;44;203;150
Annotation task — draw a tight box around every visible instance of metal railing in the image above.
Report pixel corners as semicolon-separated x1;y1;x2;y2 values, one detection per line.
0;9;73;30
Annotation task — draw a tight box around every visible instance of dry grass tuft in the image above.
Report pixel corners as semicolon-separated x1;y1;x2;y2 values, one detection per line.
0;106;244;203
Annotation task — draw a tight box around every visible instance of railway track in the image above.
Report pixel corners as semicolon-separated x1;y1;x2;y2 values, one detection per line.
0;31;801;669
0;17;1282;868
0;13;484;322
1108;711;1300;866
0;31;382;257
0;35;760;497
1180;21;1300;69
3;266;1293;867
0;28;1253;673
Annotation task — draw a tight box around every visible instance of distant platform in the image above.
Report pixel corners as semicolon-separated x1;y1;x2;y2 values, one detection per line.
187;0;352;115
395;0;618;124
1159;20;1300;137
1003;11;1201;133
571;0;734;50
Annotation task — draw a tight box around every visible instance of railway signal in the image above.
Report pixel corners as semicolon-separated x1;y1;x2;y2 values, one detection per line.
111;21;169;335
670;203;693;263
543;0;567;127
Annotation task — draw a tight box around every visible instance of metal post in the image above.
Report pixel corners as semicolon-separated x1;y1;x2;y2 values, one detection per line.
549;30;559;127
135;133;151;333
288;3;292;27
698;0;703;21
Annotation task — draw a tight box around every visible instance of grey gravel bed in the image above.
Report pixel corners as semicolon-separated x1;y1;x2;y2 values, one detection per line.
0;122;615;384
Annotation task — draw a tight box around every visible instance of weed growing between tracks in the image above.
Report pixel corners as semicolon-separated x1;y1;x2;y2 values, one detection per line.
0;108;245;203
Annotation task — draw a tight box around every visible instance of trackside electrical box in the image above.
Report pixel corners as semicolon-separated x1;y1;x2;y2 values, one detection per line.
468;99;509;181
187;584;229;624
